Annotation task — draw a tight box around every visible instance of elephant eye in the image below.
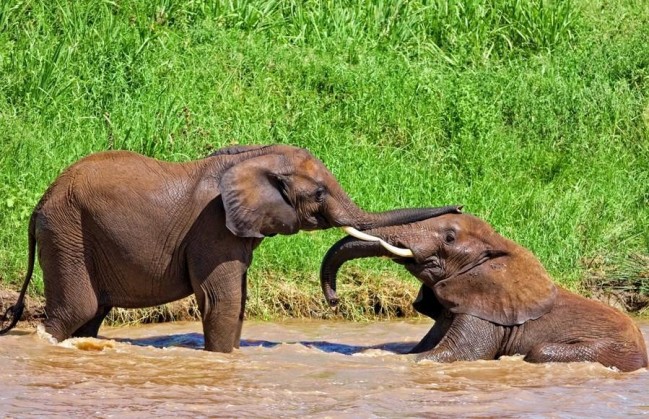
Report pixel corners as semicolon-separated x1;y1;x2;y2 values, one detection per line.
314;187;326;203
444;231;455;244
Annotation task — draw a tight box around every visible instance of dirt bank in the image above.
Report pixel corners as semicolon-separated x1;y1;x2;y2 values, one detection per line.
0;286;200;328
0;288;46;328
0;270;428;329
2;281;648;333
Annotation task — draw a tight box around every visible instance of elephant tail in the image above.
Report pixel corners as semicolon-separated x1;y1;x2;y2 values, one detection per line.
0;212;37;335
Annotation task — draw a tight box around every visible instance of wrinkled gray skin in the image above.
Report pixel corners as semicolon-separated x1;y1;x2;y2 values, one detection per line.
321;214;648;372
0;144;460;352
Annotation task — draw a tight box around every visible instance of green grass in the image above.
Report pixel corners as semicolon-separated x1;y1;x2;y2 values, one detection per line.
1;0;648;319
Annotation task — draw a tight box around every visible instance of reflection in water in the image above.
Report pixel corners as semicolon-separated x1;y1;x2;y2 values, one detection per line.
118;332;414;355
0;319;647;417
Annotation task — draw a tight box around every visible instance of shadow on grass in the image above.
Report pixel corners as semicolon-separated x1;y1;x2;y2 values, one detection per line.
116;333;416;355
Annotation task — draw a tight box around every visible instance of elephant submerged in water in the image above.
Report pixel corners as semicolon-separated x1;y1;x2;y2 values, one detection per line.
321;213;648;372
0;144;460;352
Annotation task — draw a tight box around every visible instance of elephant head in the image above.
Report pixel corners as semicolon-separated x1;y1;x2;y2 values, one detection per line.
215;145;462;238
320;213;557;326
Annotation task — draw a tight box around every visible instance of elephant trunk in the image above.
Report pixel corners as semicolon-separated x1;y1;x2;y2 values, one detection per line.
333;202;461;232
320;236;393;306
325;185;461;237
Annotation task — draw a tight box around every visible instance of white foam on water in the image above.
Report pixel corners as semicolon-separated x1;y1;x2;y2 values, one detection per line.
35;323;58;344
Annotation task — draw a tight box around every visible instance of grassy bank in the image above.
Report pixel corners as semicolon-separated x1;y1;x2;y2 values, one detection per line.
1;0;648;320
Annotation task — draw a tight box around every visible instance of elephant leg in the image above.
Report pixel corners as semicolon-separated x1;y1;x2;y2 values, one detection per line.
43;284;99;343
39;234;99;342
524;340;646;371
72;306;112;338
192;260;247;353
415;314;501;363
233;272;247;349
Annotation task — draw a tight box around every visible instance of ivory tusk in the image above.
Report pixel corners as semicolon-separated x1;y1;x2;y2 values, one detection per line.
341;226;414;258
342;226;381;242
378;240;414;258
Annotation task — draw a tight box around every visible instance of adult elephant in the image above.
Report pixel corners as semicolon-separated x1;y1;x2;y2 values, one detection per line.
0;144;460;352
320;213;648;372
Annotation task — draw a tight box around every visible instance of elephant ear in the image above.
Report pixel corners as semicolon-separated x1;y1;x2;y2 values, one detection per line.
220;153;299;238
433;252;557;326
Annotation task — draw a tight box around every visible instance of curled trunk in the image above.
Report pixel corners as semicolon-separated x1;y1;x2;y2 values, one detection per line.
320;236;393;306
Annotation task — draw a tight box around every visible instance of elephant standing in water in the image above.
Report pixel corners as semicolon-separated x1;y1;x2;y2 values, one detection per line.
321;213;648;372
0;144;460;352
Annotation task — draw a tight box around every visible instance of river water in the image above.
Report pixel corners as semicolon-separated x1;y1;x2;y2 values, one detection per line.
1;319;648;417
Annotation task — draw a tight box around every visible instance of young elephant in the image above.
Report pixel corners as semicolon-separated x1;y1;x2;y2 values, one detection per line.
0;144;460;352
321;214;648;372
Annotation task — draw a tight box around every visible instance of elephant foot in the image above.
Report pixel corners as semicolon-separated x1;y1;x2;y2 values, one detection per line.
72;306;112;337
42;318;70;343
199;300;243;353
36;324;59;344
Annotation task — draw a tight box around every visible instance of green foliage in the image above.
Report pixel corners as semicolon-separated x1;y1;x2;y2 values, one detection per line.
0;0;647;310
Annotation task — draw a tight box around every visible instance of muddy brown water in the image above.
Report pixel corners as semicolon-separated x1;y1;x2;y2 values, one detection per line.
1;319;648;417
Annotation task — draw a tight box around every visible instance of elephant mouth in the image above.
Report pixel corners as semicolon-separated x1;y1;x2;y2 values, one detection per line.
301;213;331;231
392;257;412;265
313;213;330;229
